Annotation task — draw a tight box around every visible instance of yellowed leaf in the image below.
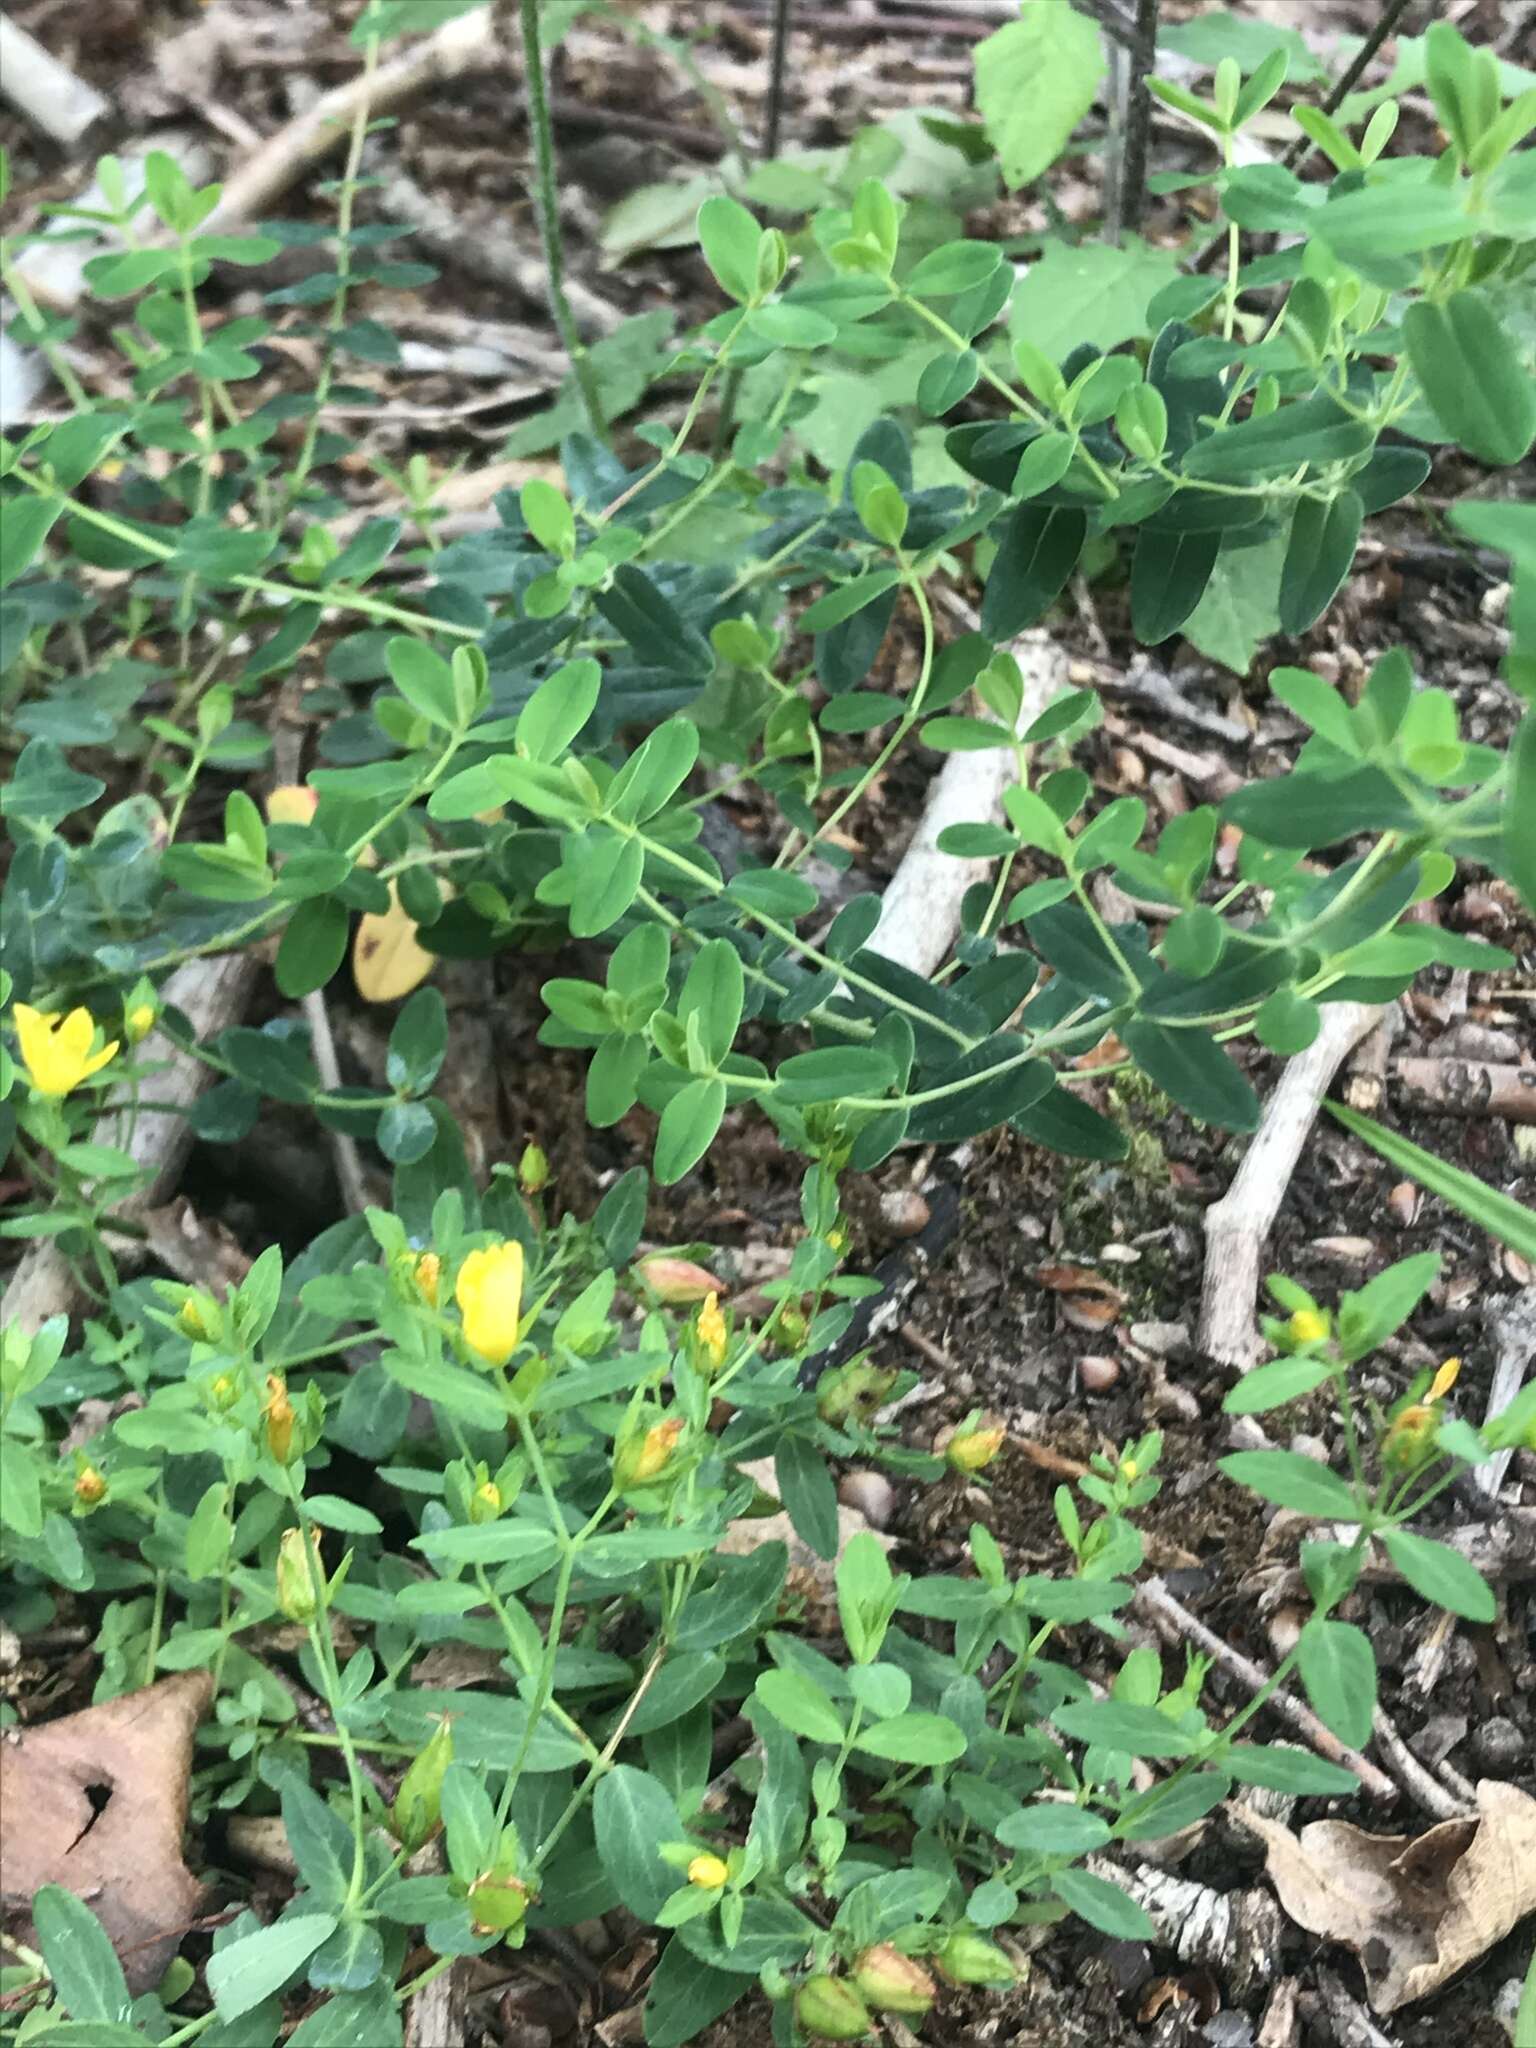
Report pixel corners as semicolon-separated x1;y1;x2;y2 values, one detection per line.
1235;1779;1536;2012
354;881;435;1002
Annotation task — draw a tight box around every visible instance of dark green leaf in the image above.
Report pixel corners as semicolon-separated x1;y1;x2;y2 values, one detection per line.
594;1766;687;1921
1279;490;1363;633
980;504;1086;639
1119;1020;1260;1132
1132;528;1219;643
1296;1617;1375;1750
1381;1528;1495;1622
1217;1450;1360;1518
1403;291;1536;466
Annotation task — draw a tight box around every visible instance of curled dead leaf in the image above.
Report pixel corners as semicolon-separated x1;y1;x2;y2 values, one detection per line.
0;1671;212;1992
354;880;436;1002
1233;1779;1536;2012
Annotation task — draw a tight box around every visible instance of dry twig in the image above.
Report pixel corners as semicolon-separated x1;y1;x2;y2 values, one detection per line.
1134;1576;1398;1802
1200;1003;1382;1369
1477;1286;1536;1499
0;15;109;145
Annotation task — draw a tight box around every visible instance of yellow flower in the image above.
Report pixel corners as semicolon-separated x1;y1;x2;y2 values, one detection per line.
124;1002;157;1044
695;1292;728;1373
469;1480;502;1523
12;1005;119;1098
455;1241;525;1366
1429;1357;1460;1403
1119;1457;1139;1483
687;1852;729;1890
937;1414;1005;1474
413;1252;441;1307
1287;1308;1329;1347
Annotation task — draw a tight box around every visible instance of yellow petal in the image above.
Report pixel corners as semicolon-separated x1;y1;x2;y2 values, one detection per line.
83;1040;120;1079
353;882;435;1002
58;1008;97;1057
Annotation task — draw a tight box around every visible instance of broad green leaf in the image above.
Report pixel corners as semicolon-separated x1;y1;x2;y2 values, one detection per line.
1132;528;1219;644
994;1805;1112;1855
1119;1020;1260;1133
1296;1617;1375;1749
1050;1866;1155;1939
643;1943;742;2048
1008;238;1178;361
205;1915;338;2021
1279;490;1363;634
1380;1527;1496;1622
654;1076;726;1185
980;503;1087;639
594;1765;687;1921
1217;1449;1360;1519
1181;529;1286;676
32;1888;131;2025
975;1;1106;190
1404;291;1536;466
1223;1353;1335;1415
696;194;761;302
1221;1743;1359;1796
1053;1700;1198;1757
851;1712;967;1765
755;1667;847;1745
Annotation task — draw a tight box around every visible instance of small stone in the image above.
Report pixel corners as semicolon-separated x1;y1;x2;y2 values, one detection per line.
1288;1433;1331;1465
1471;1717;1526;1770
1078;1354;1120;1393
1226;1416;1271;1452
878;1188;930;1238
1129;1320;1189;1357
838;1470;896;1529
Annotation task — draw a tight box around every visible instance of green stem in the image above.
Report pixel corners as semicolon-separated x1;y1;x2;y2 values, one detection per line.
518;0;607;443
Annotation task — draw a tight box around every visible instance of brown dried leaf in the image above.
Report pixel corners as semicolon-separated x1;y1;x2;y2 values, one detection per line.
0;1672;212;1992
1236;1780;1536;2012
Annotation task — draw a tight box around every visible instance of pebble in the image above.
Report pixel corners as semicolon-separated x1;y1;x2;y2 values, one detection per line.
878;1188;930;1238
838;1470;896;1529
1128;1320;1189;1357
1471;1717;1527;1770
1288;1433;1332;1465
1078;1354;1120;1393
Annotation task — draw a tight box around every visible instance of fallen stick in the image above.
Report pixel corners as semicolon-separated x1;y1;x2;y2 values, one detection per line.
1477;1286;1536;1499
1133;1576;1398;1803
1392;1055;1536;1124
0;15;109;146
2;953;258;1334
868;628;1069;976
1369;1706;1473;1822
1083;1854;1283;2000
1200;1002;1382;1370
196;7;502;237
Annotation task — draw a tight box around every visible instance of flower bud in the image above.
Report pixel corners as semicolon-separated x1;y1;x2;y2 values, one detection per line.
263;1373;296;1465
466;1870;530;1934
73;1465;107;1508
468;1479;502;1524
412;1252;441;1307
936;1413;1006;1474
209;1372;240;1411
266;784;318;826
687;1852;729;1890
934;1933;1016;1987
851;1945;936;2016
1287;1308;1330;1347
178;1294;217;1342
518;1140;550;1194
637;1256;722;1305
816;1360;898;1427
794;1976;873;2041
124;1001;157;1045
613;1416;685;1491
275;1526;319;1623
392;1716;453;1851
694;1292;728;1375
1383;1401;1439;1472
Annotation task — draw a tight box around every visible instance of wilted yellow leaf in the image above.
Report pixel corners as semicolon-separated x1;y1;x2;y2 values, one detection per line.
353;882;435;1002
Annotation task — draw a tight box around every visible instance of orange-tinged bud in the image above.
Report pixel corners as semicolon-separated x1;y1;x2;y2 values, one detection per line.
263;1374;296;1465
852;1945;937;2016
413;1252;441;1307
614;1416;685;1490
687;1852;729;1890
637;1255;722;1304
74;1465;107;1507
1383;1401;1438;1472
